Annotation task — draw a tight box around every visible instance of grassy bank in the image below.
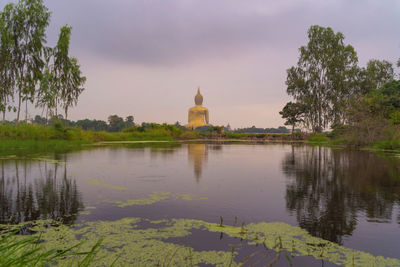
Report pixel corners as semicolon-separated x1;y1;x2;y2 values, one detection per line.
0;140;93;156
305;132;400;153
0;123;200;142
0;123;299;144
0;123;201;155
2;123;398;153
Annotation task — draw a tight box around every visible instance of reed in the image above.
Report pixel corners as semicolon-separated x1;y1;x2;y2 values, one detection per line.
0;231;104;266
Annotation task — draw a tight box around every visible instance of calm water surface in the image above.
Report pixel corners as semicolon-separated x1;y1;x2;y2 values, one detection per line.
1;143;400;266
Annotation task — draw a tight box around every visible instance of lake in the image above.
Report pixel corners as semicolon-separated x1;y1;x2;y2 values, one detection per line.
1;142;400;266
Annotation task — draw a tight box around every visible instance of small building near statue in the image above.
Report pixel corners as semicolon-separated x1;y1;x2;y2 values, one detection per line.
185;88;209;130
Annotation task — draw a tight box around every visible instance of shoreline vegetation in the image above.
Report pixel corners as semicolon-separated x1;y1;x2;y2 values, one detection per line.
1;122;399;154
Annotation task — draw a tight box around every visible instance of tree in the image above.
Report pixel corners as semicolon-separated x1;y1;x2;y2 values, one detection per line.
33;114;46;124
36;47;56;122
125;115;134;127
286;25;359;132
357;60;395;94
54;26;86;120
3;0;50;122
0;11;14;121
61;57;86;120
76;119;108;131
279;102;305;133
36;26;85;121
108;115;124;132
343;80;400;145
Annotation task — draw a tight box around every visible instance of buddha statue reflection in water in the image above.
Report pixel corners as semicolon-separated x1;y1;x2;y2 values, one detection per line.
188;143;208;183
185;88;209;130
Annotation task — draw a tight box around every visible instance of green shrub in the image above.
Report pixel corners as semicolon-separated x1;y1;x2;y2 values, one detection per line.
307;133;329;144
374;139;400;150
390;111;400;125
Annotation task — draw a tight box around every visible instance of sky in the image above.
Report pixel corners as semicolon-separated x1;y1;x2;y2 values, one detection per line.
2;0;400;128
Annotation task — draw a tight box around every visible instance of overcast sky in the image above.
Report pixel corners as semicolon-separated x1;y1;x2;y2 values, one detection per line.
2;0;400;128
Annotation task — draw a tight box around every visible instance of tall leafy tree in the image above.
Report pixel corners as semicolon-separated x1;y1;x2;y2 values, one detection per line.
61;57;86;120
36;46;56;122
286;25;358;132
54;26;85;120
357;60;395;94
36;26;85;121
4;0;50;122
0;10;14;121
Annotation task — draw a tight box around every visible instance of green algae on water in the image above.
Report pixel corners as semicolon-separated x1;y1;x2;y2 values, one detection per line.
193;219;400;267
112;192;171;207
81;177;128;191
175;193;208;201
2;218;233;266
2;217;399;266
111;191;208;207
80;206;97;216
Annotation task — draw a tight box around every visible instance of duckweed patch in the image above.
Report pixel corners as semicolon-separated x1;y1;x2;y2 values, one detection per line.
80;206;97;216
1;218;233;266
2;218;399;266
111;192;208;207
81;177;128;191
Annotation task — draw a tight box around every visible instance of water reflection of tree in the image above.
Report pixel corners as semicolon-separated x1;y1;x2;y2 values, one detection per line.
0;158;83;225
282;145;400;244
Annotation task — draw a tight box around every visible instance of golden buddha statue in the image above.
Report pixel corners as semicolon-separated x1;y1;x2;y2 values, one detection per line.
186;87;209;130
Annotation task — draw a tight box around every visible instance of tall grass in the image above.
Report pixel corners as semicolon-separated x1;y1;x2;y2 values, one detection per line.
0;231;104;267
0;123;200;143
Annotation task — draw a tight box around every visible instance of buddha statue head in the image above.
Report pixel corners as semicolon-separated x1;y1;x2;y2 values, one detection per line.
194;87;203;106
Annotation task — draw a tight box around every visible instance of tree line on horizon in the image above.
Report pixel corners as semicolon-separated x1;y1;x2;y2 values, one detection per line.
22;114;135;132
232;125;293;134
16;114;290;134
280;25;400;145
0;0;85;123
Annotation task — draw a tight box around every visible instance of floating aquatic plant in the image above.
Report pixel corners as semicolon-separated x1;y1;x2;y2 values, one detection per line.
81;177;128;191
1;217;399;266
111;192;207;207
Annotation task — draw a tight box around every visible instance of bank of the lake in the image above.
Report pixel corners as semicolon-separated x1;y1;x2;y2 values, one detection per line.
0;123;298;147
1;123;399;154
306;133;400;154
